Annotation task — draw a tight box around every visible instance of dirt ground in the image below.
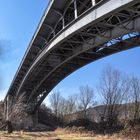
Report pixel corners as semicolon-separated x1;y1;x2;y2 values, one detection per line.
0;129;134;140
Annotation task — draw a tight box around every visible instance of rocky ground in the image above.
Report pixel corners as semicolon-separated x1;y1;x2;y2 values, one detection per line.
0;129;134;140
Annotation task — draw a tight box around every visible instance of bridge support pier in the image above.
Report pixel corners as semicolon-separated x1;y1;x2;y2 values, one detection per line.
4;93;38;130
14;111;38;130
3;94;14;121
10;107;38;130
3;96;9;121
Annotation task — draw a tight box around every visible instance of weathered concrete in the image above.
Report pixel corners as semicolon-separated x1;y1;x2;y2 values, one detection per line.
7;94;38;130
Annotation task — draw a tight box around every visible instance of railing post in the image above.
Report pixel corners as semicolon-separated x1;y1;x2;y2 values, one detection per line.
92;0;96;6
74;0;78;19
62;17;65;29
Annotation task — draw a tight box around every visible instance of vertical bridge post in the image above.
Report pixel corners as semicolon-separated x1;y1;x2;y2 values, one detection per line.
3;97;7;120
3;94;14;121
74;0;78;19
92;0;96;6
3;95;9;121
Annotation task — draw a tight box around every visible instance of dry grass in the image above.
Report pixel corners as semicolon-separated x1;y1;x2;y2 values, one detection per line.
55;128;133;140
0;131;58;140
0;130;135;140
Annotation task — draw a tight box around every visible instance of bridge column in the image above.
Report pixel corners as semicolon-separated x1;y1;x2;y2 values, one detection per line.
92;0;95;6
17;99;38;130
6;96;9;120
74;0;78;19
3;95;12;121
26;98;38;128
62;18;65;29
3;101;6;120
3;96;8;120
5;92;38;130
17;110;38;130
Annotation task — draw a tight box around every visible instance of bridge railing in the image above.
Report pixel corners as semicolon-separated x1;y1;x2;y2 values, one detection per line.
37;0;107;52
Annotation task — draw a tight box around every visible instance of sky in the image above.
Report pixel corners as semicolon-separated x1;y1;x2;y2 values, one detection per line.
0;0;140;105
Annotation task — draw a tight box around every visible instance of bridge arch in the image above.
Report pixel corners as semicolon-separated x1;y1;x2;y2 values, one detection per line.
5;0;140;114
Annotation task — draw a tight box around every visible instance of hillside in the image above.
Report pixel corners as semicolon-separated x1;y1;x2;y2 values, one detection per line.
64;103;140;123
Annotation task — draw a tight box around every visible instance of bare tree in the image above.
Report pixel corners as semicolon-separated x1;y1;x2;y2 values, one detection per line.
50;91;77;120
66;95;77;114
129;76;140;121
56;95;77;120
78;85;96;119
57;97;67;118
50;91;62;117
98;66;128;127
40;103;52;114
60;95;77;122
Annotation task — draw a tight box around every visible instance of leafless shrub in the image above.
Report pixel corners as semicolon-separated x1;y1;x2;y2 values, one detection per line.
129;76;140;121
50;91;62;117
78;85;96;119
98;66;129;128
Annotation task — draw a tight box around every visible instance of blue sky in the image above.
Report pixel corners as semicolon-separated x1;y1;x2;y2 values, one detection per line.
0;0;140;104
0;0;48;99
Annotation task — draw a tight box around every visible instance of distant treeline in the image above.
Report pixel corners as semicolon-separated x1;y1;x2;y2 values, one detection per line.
39;65;140;134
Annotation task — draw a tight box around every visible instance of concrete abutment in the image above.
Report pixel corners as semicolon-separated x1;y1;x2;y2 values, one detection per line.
5;94;38;130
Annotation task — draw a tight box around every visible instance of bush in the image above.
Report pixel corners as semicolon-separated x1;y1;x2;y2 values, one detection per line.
122;119;140;139
65;118;98;131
